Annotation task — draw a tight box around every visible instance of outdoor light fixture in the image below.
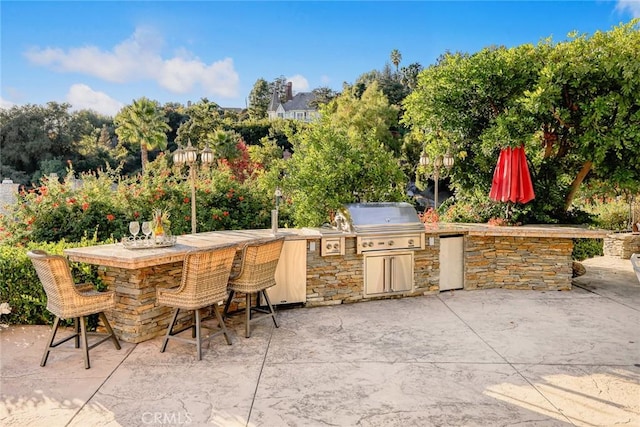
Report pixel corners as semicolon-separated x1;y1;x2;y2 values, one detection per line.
172;139;214;234
272;187;283;235
419;150;455;208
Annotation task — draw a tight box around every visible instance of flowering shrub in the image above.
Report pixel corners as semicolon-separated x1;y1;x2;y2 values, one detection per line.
0;150;286;325
419;208;439;224
487;217;508;226
0;156;276;245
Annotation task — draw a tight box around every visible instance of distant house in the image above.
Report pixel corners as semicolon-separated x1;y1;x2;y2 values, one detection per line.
267;82;319;122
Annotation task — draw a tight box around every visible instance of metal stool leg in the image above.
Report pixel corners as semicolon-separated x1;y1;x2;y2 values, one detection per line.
99;312;121;350
261;290;279;328
222;290;235;319
192;311;197;338
212;304;232;345
41;317;61;367
245;293;252;338
79;316;90;369
74;317;80;348
195;309;202;360
161;308;180;353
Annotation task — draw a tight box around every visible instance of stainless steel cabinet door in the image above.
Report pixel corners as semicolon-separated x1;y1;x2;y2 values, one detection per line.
364;252;413;296
390;253;412;292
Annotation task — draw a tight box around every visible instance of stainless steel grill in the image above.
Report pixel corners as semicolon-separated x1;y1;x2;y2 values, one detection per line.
334;202;425;254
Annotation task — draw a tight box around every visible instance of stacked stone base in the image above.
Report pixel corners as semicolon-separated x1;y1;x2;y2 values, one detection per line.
604;233;640;259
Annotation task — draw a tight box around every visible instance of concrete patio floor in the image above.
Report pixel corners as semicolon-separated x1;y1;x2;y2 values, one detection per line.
1;255;639;426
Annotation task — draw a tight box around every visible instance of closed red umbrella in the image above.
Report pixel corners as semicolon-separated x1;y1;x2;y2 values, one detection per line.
489;145;535;204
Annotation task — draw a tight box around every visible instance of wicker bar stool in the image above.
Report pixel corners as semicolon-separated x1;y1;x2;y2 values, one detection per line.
157;245;237;360
27;250;121;369
223;237;284;338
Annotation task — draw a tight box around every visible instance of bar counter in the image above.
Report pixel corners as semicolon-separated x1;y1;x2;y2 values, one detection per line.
64;229;311;343
64;224;607;343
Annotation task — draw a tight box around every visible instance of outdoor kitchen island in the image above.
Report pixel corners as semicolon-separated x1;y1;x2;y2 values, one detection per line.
64;221;606;343
305;222;608;306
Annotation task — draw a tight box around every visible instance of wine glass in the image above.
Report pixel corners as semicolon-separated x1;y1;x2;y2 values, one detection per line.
141;221;152;243
129;221;140;240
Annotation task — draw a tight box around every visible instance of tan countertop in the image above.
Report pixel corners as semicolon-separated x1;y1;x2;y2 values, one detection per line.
65;224;607;269
423;223;609;238
64;229;312;269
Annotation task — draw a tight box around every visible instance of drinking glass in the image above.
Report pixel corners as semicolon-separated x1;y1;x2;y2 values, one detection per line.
129;221;140;239
141;221;152;242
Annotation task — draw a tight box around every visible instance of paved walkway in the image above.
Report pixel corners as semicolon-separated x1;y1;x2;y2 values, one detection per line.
1;256;639;426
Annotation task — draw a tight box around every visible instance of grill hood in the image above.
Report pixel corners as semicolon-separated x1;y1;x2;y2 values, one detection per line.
334;202;425;234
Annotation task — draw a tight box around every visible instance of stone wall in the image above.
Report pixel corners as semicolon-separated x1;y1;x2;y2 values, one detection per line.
604;233;640;259
98;262;184;343
306;238;363;306
306;237;439;307
304;234;575;306
465;235;573;291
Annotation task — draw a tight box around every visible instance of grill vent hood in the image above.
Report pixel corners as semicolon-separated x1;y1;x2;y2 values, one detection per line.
334;202;425;234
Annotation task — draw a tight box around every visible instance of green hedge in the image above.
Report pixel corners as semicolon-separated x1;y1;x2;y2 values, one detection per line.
572;238;604;261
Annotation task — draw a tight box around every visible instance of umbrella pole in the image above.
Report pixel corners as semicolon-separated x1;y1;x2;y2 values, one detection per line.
505;202;512;221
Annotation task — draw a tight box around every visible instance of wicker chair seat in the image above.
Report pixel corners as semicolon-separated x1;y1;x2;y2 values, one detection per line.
53;291;116;319
157;287;228;311
228;270;278;293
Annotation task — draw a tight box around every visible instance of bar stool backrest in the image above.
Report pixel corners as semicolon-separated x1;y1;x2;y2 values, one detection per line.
179;246;238;304
27;250;84;318
230;237;285;293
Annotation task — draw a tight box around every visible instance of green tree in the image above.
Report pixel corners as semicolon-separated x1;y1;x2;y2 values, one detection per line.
400;62;423;91
269;75;289;103
309;86;339;109
114;97;170;171
175;98;222;148
403;20;640;224
282;84;406;227
248;78;271;119
329;81;402;155
0;102;113;184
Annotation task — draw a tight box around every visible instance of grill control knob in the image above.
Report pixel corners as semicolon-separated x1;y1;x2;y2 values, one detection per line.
408;239;414;245
326;243;332;249
388;240;394;246
333;243;339;249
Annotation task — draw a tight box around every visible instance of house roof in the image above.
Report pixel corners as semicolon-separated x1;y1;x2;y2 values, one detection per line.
268;90;280;112
282;92;316;112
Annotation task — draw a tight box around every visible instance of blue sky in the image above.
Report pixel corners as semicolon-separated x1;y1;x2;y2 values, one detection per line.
1;1;638;116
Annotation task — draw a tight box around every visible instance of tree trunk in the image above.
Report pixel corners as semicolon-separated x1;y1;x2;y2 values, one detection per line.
141;144;149;171
564;160;592;211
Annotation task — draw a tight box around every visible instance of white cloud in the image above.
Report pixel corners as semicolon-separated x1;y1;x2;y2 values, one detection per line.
616;0;640;17
0;97;16;109
66;84;124;117
159;57;239;97
287;74;309;93
24;27;240;98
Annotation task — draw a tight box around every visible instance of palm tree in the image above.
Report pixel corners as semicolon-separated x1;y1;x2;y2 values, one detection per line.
390;49;402;73
114;97;170;171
